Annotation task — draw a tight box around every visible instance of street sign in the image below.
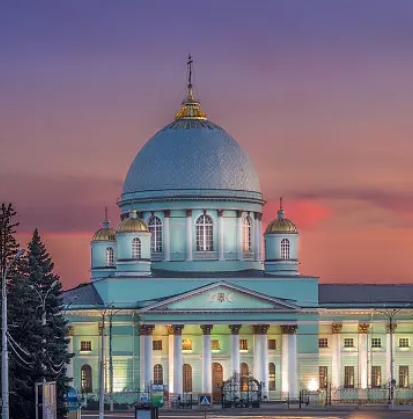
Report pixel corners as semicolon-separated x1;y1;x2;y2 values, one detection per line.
198;393;212;409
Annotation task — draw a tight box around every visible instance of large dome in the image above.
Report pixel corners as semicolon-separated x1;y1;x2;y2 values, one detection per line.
123;119;261;196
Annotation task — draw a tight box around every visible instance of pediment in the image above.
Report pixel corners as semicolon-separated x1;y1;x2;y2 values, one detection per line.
139;282;299;312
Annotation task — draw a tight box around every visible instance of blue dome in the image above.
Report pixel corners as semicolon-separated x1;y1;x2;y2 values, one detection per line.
123;119;262;201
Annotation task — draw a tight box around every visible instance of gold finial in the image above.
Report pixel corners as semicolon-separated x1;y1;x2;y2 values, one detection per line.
103;206;110;228
278;197;285;220
175;54;207;120
104;206;108;221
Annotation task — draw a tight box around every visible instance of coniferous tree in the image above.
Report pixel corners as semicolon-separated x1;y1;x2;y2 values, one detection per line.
0;202;19;278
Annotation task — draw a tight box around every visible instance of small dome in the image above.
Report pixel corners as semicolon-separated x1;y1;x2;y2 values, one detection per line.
265;200;298;234
118;211;149;233
92;227;116;242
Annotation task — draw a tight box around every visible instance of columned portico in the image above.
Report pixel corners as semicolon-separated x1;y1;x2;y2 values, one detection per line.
281;325;298;398
201;324;213;392
253;324;269;387
229;325;242;376
358;323;369;389
139;324;154;391
168;325;184;394
218;210;225;261
331;323;342;389
163;210;171;261
186;210;192;261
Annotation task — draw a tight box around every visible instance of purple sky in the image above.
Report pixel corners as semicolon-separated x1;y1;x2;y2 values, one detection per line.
2;1;413;288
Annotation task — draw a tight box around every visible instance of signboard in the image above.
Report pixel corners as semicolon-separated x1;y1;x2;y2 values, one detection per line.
198;393;212;409
35;381;57;419
151;383;164;407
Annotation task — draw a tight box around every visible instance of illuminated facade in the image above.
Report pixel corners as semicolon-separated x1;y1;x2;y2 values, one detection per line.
64;59;413;402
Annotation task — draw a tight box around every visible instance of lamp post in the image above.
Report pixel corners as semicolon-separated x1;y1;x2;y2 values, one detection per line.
2;248;25;419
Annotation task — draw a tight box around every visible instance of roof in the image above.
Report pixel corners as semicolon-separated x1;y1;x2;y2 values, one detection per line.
319;284;413;305
63;283;103;307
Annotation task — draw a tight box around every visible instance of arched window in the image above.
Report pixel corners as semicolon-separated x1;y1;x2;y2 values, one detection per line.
105;247;114;267
148;216;163;252
183;364;192;393
196;214;214;251
280;238;290;259
132;238;141;259
268;363;276;391
240;362;249;392
153;364;163;385
242;216;252;253
81;364;92;393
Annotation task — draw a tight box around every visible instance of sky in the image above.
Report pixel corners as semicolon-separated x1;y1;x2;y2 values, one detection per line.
1;0;413;289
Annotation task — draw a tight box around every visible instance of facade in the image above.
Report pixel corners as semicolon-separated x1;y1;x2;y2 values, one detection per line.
64;60;413;403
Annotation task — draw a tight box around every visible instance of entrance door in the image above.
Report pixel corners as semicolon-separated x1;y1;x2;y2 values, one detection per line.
212;363;223;401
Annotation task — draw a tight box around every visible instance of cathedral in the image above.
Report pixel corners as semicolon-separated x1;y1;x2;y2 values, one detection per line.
64;58;413;405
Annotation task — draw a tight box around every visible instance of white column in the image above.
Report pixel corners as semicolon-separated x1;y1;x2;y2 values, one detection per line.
254;213;261;262
253;325;269;388
171;325;184;395
237;211;243;261
201;325;213;392
257;215;262;262
229;325;241;376
358;323;369;390
331;324;342;389
67;327;74;383
281;325;298;398
386;322;396;385
140;325;154;392
168;332;175;393
163;211;171;261
218;210;225;261
186;210;192;261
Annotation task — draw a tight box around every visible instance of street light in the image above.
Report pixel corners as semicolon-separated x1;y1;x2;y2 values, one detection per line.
2;248;26;419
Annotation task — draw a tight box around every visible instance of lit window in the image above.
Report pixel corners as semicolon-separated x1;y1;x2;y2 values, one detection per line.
182;339;192;351
318;338;328;348
153;364;163;384
211;339;220;350
239;339;248;350
399;338;409;348
319;366;328;389
399;366;409;388
196;214;214;251
81;364;92;393
183;364;192;392
240;363;249;391
280;239;290;259
344;366;354;388
242;216;252;253
80;341;92;351
132;237;141;259
344;338;354;348
148;216;163;252
371;338;382;348
268;339;276;350
371;366;382;388
152;340;162;351
268;363;276;391
105;247;114;267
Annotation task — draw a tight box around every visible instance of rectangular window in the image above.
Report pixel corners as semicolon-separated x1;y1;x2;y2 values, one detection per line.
239;339;249;350
80;341;92;351
319;366;328;389
152;340;162;351
371;366;382;388
399;366;409;388
344;366;354;388
318;338;328;348
268;339;277;350
268;363;276;391
344;338;354;348
182;339;192;351
211;339;220;350
399;338;409;348
371;338;382;348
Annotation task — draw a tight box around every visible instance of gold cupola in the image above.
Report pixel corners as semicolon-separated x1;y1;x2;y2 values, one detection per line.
118;209;149;233
265;198;298;234
175;54;207;120
92;208;117;241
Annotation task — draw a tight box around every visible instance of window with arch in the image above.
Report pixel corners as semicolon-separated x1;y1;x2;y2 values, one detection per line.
268;363;276;391
153;364;163;385
240;362;249;392
105;247;114;267
132;237;141;259
280;238;290;259
196;214;214;251
183;364;192;393
242;216;252;253
81;364;92;393
148;216;163;252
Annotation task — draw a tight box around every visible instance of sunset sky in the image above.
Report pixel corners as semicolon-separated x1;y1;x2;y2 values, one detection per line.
2;1;413;289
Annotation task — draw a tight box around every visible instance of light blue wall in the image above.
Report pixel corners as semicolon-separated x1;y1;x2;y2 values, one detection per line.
264;233;299;275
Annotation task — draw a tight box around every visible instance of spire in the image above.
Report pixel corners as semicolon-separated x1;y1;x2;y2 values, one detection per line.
277;197;285;220
103;206;110;228
175;54;207;120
